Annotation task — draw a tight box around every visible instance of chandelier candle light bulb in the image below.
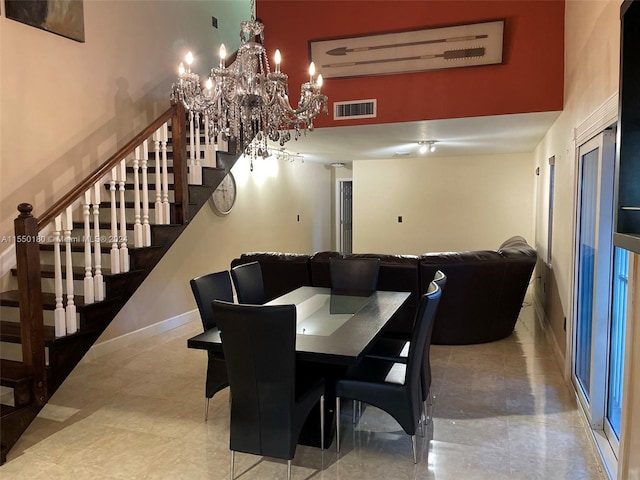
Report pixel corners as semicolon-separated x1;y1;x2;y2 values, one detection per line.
219;44;226;68
309;61;316;83
274;49;281;73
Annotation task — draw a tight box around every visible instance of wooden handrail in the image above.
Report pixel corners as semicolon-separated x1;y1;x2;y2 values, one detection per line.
37;105;177;230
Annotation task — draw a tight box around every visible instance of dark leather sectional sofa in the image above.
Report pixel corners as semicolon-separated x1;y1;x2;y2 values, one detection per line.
230;236;537;345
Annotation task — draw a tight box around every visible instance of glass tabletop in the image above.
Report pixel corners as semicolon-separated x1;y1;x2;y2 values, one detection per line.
266;290;371;336
188;286;410;365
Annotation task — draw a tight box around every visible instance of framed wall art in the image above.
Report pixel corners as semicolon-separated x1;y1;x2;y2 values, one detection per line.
310;20;504;79
5;0;85;43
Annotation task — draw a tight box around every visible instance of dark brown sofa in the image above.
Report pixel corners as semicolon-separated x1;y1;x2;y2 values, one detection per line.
230;236;537;345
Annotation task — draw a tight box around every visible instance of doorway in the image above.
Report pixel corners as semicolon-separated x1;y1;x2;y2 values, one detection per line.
337;180;353;254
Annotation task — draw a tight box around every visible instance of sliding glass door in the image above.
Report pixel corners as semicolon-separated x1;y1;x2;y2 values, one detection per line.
573;129;629;458
573;131;615;430
605;246;629;452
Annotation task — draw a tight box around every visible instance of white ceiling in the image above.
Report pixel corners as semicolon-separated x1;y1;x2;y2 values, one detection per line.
272;110;561;164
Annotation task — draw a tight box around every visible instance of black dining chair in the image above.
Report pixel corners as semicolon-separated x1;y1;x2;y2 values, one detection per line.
329;257;380;296
335;281;441;463
211;300;325;480
366;270;447;425
189;270;234;421
231;261;266;304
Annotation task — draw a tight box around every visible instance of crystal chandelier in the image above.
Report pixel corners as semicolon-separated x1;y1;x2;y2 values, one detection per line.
171;0;328;162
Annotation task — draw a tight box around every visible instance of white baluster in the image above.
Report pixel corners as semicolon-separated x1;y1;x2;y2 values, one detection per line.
93;182;104;301
119;159;130;272
141;139;151;246
161;123;170;223
132;147;143;248
82;190;94;304
110;166;120;274
63;206;77;335
194;113;202;184
153;129;164;224
53;216;66;337
189;111;196;184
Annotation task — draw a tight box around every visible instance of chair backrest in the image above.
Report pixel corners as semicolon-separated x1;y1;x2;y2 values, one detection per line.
190;271;234;331
212;300;297;459
329;257;380;296
405;282;441;389
231;261;266;304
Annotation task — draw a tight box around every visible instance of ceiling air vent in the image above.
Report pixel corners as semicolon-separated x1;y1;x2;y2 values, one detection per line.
334;99;377;120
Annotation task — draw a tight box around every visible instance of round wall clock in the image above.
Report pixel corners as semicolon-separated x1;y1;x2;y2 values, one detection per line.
210;172;237;215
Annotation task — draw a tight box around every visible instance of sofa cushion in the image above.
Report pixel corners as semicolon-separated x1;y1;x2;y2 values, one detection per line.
420;250;508;344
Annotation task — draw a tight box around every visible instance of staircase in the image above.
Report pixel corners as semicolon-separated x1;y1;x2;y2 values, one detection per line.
0;102;241;463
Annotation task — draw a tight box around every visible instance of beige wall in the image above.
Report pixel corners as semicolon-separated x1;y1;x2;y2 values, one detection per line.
0;0;249;254
532;1;640;477
99;155;332;341
352;153;535;255
533;0;621;358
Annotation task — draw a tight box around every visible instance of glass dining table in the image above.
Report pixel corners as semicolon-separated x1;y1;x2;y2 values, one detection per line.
187;286;410;448
187;286;411;366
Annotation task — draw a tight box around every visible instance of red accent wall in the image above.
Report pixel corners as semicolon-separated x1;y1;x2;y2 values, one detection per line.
256;0;564;128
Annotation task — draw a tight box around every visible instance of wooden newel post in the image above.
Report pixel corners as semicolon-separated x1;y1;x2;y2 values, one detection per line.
171;102;190;224
14;203;47;405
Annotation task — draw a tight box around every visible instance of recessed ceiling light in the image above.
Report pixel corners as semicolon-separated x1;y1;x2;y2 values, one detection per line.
418;140;437;154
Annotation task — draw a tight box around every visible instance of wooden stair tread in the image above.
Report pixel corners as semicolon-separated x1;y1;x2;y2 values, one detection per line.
39;242;165;253
0;359;32;387
0;290;110;309
103;183;175;191
101;201;179;209
11;264;111;280
0;404;18;418
72;221;134;231
126;165;174;174
0;321;55;345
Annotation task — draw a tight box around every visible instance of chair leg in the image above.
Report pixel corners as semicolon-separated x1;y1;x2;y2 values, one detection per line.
352;399;356;424
320;394;325;451
287;459;292;480
205;397;210;422
230;450;235;480
411;435;417;464
336;396;341;453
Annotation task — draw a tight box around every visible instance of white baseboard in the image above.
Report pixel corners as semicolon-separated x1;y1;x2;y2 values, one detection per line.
532;293;567;376
81;309;200;363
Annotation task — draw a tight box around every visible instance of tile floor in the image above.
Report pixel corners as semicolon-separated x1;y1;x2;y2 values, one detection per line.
1;303;606;479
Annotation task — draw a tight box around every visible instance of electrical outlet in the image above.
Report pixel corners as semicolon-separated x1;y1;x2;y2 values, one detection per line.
398;216;403;223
